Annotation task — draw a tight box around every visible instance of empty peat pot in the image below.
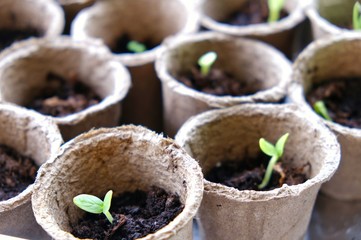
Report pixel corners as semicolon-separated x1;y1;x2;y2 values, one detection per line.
156;32;291;137
175;103;340;240
306;0;356;39
31;125;203;240
200;0;306;57
0;37;131;141
290;33;361;200
0;0;64;51
71;0;199;132
0;103;62;239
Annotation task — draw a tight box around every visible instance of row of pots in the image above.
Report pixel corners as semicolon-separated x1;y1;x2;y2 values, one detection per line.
0;102;340;240
0;0;361;239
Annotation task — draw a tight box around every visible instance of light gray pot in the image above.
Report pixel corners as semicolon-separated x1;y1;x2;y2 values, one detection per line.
290;33;361;200
176;103;340;240
0;37;131;141
200;0;306;57
306;0;356;39
156;32;291;137
71;0;200;131
0;103;63;239
32;125;204;240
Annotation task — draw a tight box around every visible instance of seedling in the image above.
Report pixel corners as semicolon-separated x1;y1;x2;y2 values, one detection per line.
73;190;114;223
127;40;147;53
353;2;361;30
198;51;217;77
313;100;332;121
258;133;289;189
268;0;285;23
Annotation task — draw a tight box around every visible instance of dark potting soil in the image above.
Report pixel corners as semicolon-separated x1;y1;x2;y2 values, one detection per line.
307;77;361;128
71;187;184;240
222;0;288;26
0;28;41;51
177;67;256;96
206;153;309;191
111;34;157;54
27;72;101;117
0;144;38;201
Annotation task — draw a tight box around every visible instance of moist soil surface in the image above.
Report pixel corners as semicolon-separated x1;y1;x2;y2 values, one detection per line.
27;72;101;117
178;67;257;96
71;187;184;240
307;77;361;128
223;0;288;25
0;28;41;51
111;34;157;54
206;153;309;191
0;144;38;201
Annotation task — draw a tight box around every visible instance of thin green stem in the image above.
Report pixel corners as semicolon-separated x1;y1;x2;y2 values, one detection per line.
258;155;279;189
104;210;114;223
268;10;279;23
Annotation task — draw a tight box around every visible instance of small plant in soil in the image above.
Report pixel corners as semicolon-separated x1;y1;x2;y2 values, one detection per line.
353;2;361;30
313;100;332;121
126;40;147;53
267;0;285;22
258;132;289;189
73;190;114;223
198;51;217;77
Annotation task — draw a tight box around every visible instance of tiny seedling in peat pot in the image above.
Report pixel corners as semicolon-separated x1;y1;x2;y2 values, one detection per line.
73;190;114;223
127;40;147;53
353;2;361;30
268;0;285;23
198;51;217;77
258;133;289;189
313;100;332;121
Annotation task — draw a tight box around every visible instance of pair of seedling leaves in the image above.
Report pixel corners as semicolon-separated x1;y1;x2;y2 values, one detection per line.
73;133;289;223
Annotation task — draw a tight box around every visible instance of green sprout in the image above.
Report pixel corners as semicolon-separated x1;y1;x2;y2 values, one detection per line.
268;0;285;23
258;133;289;189
127;40;147;53
353;2;361;30
198;51;217;77
313;100;332;121
73;190;114;223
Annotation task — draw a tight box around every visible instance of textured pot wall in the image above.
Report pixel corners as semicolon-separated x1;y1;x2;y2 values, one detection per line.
71;0;200;132
32;126;203;240
290;33;361;200
156;32;291;137
176;104;340;240
306;0;355;39
0;103;62;239
0;0;64;38
200;0;305;57
0;37;131;141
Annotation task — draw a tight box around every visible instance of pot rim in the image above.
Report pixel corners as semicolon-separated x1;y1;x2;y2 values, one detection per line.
291;32;361;138
200;0;306;36
32;125;204;240
156;31;292;108
71;0;200;66
175;103;340;202
0;36;131;126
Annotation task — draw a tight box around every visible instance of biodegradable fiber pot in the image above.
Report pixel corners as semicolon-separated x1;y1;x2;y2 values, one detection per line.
306;0;355;39
71;0;200;132
200;0;306;57
32;125;204;240
0;0;64;43
156;32;292;137
0;103;63;239
175;104;340;240
289;33;361;200
0;37;131;141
